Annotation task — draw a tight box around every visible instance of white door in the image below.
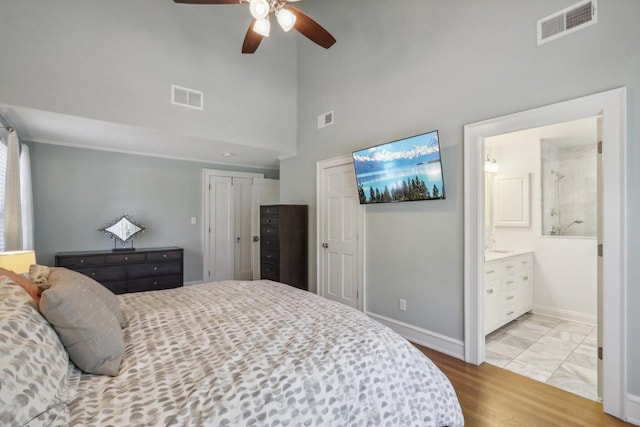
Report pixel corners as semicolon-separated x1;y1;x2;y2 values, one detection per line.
203;170;262;283
234;177;254;280
209;175;234;281
318;158;363;309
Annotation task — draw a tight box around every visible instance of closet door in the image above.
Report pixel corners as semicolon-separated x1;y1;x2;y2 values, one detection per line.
233;177;254;280
203;170;262;283
209;176;234;281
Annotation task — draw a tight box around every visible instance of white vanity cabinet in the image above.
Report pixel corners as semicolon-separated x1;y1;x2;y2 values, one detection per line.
484;252;534;335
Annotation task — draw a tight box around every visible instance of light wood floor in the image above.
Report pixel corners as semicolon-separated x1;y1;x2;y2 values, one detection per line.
415;344;632;427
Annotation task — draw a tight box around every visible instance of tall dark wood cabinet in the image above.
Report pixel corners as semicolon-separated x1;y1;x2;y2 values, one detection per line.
55;247;184;294
260;205;308;290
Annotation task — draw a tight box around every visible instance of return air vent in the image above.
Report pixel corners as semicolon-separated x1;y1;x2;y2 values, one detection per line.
537;0;597;46
317;110;334;129
171;85;204;110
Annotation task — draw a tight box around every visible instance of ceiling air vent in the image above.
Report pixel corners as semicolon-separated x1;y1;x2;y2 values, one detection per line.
537;0;597;46
171;85;204;110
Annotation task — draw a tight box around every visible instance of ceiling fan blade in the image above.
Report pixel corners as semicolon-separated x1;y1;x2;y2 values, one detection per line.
284;5;336;49
173;0;240;4
242;20;263;54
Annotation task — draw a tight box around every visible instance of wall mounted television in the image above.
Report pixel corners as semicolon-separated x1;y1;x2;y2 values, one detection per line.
352;130;445;204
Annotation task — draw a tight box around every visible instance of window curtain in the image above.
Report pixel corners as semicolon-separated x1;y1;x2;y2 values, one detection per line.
3;129;34;251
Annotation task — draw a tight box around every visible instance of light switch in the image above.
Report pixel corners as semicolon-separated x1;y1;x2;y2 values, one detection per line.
191;217;197;225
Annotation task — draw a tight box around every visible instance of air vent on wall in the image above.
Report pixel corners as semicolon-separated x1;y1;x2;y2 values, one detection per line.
171;85;204;110
537;0;598;46
317;111;334;129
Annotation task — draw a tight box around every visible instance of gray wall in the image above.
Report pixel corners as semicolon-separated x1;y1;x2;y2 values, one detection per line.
29;142;277;282
279;0;640;393
0;0;297;153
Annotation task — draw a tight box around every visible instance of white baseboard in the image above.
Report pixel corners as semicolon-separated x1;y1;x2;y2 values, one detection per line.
627;394;640;425
184;280;203;287
533;305;597;326
365;311;465;360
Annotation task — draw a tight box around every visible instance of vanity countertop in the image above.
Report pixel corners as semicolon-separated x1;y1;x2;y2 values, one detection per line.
484;249;533;262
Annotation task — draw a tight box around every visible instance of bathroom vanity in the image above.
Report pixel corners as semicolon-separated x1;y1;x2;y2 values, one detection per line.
484;250;534;335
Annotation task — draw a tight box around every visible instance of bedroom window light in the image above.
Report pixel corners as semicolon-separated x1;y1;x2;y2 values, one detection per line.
0;140;6;252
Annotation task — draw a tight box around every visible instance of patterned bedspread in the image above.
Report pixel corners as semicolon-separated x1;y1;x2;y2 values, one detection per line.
68;280;463;426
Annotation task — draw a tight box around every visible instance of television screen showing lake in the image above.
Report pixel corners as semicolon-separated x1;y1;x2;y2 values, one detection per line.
352;130;445;204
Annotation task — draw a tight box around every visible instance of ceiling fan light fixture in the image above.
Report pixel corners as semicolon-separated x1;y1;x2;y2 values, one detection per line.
253;17;271;37
249;0;270;20
276;8;296;32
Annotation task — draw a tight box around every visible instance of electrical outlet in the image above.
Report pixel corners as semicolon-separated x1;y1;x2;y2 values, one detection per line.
399;298;407;312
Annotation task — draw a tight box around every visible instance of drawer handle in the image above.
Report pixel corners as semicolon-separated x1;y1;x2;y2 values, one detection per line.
487;289;494;294
506;296;514;300
80;259;85;264
506;280;514;285
505;265;514;269
124;257;128;261
266;219;271;223
163;254;167;258
91;272;96;276
486;269;495;274
266;255;272;259
153;267;158;271
153;281;158;285
507;311;514;316
523;276;528;281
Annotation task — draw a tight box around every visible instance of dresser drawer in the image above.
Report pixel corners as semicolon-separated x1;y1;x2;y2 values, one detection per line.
260;216;279;226
260;225;279;236
74;265;126;282
127;261;182;278
103;281;128;295
260;236;279;252
261;250;280;264
105;253;146;264
260;262;280;281
146;250;183;261
57;255;105;267
261;206;279;216
128;274;182;293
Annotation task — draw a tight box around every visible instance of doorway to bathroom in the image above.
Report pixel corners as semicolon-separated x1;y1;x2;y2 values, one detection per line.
482;117;599;401
463;88;627;420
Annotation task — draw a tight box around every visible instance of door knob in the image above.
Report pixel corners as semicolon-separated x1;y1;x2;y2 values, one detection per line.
322;243;328;248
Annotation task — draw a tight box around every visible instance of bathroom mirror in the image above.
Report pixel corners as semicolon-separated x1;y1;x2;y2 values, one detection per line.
99;214;146;251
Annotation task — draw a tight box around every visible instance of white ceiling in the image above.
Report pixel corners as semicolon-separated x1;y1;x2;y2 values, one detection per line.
0;104;288;169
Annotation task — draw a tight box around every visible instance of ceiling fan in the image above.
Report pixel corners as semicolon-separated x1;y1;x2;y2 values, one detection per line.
174;0;336;54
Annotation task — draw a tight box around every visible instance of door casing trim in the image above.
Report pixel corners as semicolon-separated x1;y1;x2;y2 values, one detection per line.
463;88;627;419
202;168;264;282
316;155;365;311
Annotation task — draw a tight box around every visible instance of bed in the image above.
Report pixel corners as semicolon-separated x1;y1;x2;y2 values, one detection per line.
1;275;464;427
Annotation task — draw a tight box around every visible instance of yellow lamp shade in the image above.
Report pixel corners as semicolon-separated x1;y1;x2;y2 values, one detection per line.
0;250;36;274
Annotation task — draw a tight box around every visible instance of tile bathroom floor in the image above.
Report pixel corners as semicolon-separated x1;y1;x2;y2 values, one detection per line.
485;313;598;401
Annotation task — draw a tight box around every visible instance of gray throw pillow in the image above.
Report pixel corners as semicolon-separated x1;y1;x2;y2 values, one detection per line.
48;267;127;328
40;280;125;376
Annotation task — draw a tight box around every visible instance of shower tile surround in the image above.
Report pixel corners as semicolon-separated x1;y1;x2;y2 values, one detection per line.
540;141;597;237
485;313;598;401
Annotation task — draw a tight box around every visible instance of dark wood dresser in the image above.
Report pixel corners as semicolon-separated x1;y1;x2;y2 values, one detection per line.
260;205;308;290
54;247;183;294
